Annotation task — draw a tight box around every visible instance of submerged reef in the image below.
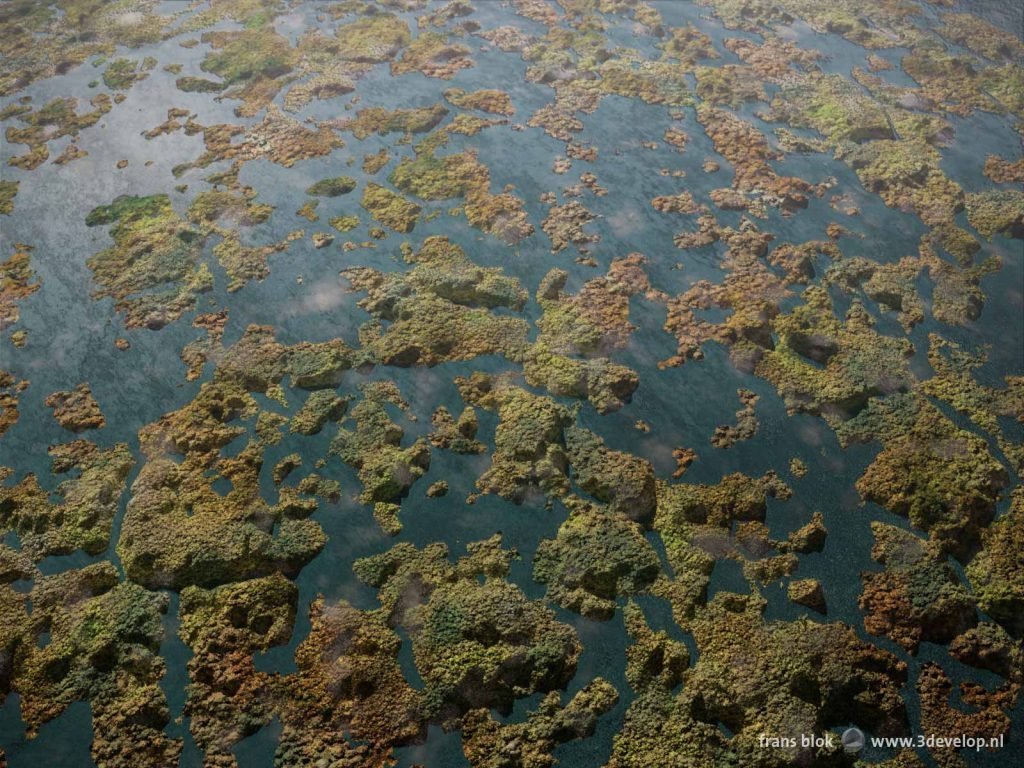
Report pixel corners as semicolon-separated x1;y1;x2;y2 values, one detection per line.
1;0;1022;765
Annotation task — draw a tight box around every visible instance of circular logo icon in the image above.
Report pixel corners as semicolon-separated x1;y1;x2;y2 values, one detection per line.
841;727;865;754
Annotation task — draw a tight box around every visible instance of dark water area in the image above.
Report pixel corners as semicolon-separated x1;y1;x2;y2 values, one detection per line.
953;1;1024;38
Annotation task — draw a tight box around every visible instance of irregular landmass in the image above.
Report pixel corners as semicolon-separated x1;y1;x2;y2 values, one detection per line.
44;383;106;432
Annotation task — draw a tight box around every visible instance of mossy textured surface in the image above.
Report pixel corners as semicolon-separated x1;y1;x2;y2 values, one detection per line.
2;0;1023;764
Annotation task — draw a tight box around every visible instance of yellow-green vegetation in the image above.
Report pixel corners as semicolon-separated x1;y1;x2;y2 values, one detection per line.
843;138;963;227
443;87;515;115
186;187;292;292
360;182;420;232
597;59;691;106
186;188;273;228
524;257;648;413
329;214;359;232
362;148;390;173
0;440;132;559
197;27;296;115
609;592;909;767
534;498;660;619
342;104;449;139
966;490;1024;638
788;578;825;612
5;95;111;170
827;255;925;331
902;43;1014;117
0;244;39;330
116;323;359;588
0;0;169;96
178;573;298;763
845;396;1007;555
214;233;293;292
296;199;318;221
389;141;534;244
278;593;425;764
175;75;223;92
860;523;976;652
694;64;766;108
118;380;327;588
965;189;1024;239
566;425;658;523
389;148;483;199
343;237;530;365
938;12;1024;63
920;334;1024;475
0;370;26;437
659;22;719;65
662;216;789;366
334;12;411;62
756;286;915;425
391;31;472;79
305;175;357;196
290;389;348;435
85;194;212;329
767;73;893;143
711;389;759;447
462;680;618;766
653;470;793;604
354;535;581;724
430;405;485;454
3;1;1024;764
102;57;150;90
457;373;575;504
0;179;16;214
330;381;430;506
170;107;343;175
704;0;926;48
541;200;598;251
183;558;550;762
1;563;180;766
